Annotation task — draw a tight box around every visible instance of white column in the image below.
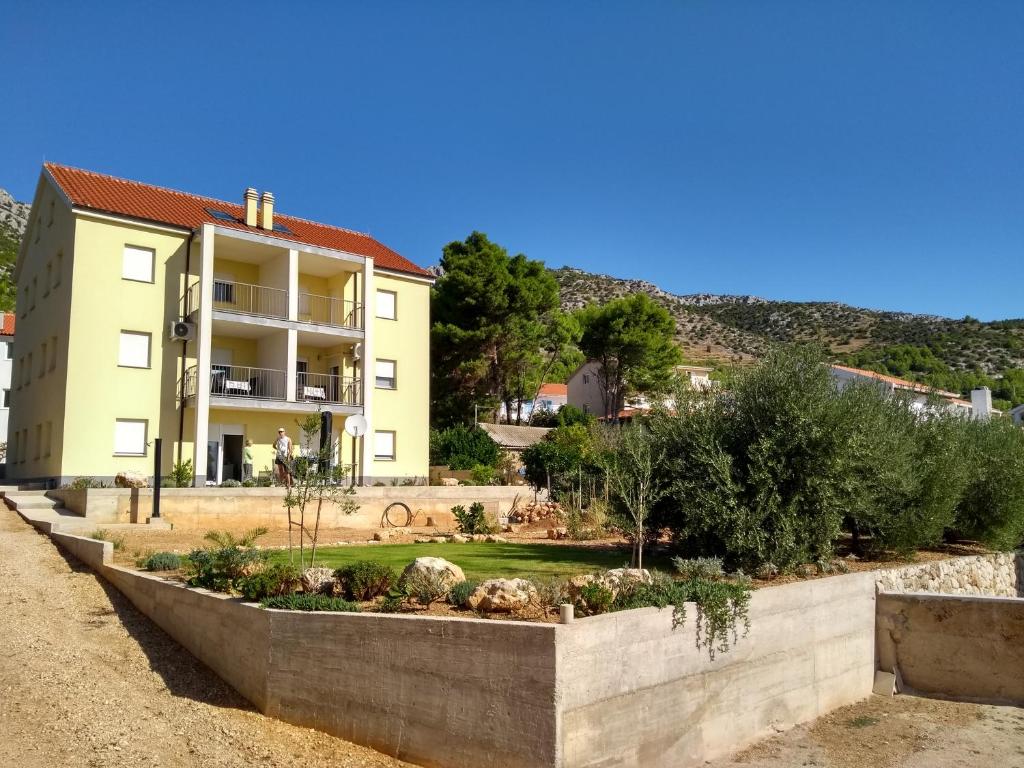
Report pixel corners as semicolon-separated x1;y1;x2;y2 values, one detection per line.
287;249;298;321
192;224;215;486
359;257;374;484
286;328;298;401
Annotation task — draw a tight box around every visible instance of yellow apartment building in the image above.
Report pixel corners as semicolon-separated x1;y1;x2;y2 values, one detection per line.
10;163;432;486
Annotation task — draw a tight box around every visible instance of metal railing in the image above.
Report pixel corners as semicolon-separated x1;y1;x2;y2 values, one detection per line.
214;280;288;319
210;365;287;400
296;373;362;405
297;293;362;329
183;281;201;317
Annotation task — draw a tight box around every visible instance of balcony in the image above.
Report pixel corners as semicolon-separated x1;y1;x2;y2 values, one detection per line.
296;372;362;405
298;293;363;329
183;366;363;409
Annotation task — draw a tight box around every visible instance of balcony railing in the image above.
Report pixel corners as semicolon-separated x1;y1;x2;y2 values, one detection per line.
183;365;289;401
296;373;362;405
214;280;288;319
297;293;362;329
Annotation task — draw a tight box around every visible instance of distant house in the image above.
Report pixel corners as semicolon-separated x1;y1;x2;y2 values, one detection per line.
567;361;714;420
499;382;567;422
477;422;551;458
828;365;997;419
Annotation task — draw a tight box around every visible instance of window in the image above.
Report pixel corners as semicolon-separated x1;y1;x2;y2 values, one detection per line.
30;278;37;310
2;389;9;408
19;286;27;318
213;280;235;303
44;422;52;457
118;331;151;368
113;419;148;456
38;343;46;377
24;354;32;387
583;374;590;385
375;359;396;389
122;245;155;283
376;289;397;320
20;429;27;463
44;263;51;297
54;253;62;287
2;341;11;360
374;430;396;461
47;199;55;227
49;337;57;371
10;431;17;463
15;357;22;389
34;424;41;460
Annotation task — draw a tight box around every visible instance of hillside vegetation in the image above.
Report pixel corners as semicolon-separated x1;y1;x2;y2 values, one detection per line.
552;266;1024;406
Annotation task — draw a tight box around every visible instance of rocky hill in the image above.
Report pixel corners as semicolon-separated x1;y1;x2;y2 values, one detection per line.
0;189;30;236
551;266;1024;374
0;188;27;311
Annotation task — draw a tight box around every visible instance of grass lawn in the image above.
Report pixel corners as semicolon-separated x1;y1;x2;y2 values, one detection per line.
267;542;657;581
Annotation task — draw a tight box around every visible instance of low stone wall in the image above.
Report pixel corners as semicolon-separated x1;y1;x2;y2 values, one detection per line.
875;553;1023;597
47;486;537;531
49;531;112;569
876;592;1024;704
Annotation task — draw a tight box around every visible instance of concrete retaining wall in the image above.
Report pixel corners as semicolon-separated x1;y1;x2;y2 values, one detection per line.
557;572;877;767
50;531;113;569
47;486;537;530
876;592;1024;704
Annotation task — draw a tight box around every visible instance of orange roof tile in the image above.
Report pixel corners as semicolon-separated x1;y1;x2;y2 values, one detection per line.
44;163;431;278
830;364;961;400
1;312;14;336
537;383;568;397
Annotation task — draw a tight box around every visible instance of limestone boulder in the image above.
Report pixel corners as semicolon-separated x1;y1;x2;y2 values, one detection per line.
115;471;149;489
467;578;537;613
400;557;465;590
302;567;336;595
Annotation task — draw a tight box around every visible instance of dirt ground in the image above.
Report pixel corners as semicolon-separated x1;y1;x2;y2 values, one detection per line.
0;508;412;768
705;694;1024;768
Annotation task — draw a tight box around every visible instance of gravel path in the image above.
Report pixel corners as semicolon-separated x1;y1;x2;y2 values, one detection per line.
0;508;411;768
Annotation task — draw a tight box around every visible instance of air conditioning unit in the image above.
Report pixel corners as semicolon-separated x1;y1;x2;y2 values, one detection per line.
169;320;196;342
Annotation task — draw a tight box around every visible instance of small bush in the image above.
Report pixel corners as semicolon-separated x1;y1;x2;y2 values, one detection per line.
66;477;107;489
334;561;397;601
256;471;273;487
261;594;361;612
672;557;724;581
170;459;194;488
452;502;496;535
576;582;614;616
403;568;451;605
241;479;256;488
183;527;270;592
91;529;126;550
220;479;242;488
238;563;302;601
143;552;181;571
377;593;406;613
469;464;497;486
447;580;477;607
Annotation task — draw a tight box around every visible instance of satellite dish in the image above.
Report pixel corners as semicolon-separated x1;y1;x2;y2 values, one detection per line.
344;414;368;437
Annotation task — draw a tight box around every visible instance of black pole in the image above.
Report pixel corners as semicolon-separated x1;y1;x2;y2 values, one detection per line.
153;438;162;519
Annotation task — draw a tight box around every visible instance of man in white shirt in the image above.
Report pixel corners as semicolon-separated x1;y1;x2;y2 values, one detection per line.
273;427;294;489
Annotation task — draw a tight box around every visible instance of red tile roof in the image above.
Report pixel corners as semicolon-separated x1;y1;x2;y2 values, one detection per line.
44;163;431;278
537;383;568;398
830;365;961;400
1;312;14;336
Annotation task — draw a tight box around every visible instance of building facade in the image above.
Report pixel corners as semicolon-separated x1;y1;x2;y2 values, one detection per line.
567;362;713;419
10;164;432;486
0;313;14;469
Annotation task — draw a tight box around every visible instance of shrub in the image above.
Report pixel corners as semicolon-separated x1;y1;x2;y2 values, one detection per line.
170;459;194;488
377;592;406;613
241;479;256;488
469;464;498;486
452;502;496;535
66;477;106;489
429;425;500;470
402;568;451;605
575;581;614;616
238;563;302;601
521;424;600;502
334;561;398;601
91;529;126;550
447;580;477;607
220;479;242;488
256;471;273;487
954;417;1024;550
261;594;361;612
183;527;270;592
671;557;724;581
143;552;181;571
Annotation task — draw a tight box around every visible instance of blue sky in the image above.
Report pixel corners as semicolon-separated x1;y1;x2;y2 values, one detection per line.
2;1;1021;320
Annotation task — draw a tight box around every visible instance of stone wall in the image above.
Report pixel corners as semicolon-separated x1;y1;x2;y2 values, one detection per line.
877;592;1024;704
874;553;1023;597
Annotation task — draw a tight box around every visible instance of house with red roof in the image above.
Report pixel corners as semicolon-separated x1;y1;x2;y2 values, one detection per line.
9;163;432;486
829;364;995;419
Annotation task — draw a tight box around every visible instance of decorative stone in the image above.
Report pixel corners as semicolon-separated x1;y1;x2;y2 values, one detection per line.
400;557;465;590
115;471;149;489
452;534;470;543
440;478;459;487
467;578;537;613
301;567;336;595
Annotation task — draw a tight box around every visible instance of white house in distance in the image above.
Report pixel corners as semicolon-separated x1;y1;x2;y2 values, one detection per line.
567;361;714;419
499;382;568;423
828;364;999;419
0;312;13;470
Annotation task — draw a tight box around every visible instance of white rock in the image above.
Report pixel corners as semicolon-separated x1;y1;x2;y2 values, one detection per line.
400;557;465;590
115;471;149;489
301;567;336;595
467;578;537;613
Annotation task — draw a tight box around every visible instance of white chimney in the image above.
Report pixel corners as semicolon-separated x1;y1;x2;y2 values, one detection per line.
261;191;274;231
970;387;993;421
244;187;258;227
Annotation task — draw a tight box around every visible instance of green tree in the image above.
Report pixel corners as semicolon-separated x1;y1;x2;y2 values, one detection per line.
431;232;561;426
0;224;20;312
576;294;682;420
